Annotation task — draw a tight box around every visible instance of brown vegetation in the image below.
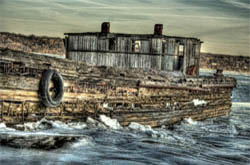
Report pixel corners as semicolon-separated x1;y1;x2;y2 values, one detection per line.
0;32;65;56
200;53;250;73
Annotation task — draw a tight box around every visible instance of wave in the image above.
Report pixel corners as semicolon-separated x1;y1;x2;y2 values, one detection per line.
70;137;94;148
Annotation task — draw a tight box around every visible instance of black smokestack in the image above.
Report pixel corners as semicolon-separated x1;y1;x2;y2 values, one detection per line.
154;24;163;35
101;22;110;33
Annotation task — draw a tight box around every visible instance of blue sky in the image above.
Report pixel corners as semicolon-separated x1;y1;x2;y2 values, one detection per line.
0;0;249;56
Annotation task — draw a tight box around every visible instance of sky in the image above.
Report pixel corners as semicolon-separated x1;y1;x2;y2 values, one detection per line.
0;0;249;56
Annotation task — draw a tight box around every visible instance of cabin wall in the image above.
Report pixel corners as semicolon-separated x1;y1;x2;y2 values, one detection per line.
183;39;201;76
67;52;162;70
162;38;175;71
195;44;201;75
66;34;201;75
68;35;98;51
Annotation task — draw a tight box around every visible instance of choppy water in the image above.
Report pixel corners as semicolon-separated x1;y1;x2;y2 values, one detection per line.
0;71;250;165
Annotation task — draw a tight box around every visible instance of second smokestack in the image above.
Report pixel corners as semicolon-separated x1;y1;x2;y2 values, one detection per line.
101;22;110;33
154;24;163;35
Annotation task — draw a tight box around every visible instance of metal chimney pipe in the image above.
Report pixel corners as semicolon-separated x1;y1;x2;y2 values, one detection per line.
101;22;110;33
154;24;163;35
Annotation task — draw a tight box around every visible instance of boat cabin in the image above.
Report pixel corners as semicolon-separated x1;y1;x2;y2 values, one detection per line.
64;22;203;76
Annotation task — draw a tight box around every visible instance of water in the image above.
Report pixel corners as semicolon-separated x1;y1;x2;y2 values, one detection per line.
0;71;250;165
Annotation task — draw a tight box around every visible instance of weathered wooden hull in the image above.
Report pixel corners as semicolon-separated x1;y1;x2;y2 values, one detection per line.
0;49;236;127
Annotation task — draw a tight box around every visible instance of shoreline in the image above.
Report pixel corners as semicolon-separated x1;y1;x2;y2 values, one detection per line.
200;68;250;76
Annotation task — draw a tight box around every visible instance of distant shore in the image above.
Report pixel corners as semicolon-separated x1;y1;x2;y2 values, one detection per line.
200;53;249;74
200;68;250;76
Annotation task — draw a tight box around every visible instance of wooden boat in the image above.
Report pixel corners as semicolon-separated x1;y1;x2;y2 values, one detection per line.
0;23;236;127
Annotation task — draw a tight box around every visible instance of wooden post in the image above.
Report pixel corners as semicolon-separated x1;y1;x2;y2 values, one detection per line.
7;102;11;116
0;100;2;120
27;102;30;117
82;103;86;118
94;104;98;119
22;102;25;123
60;103;64;116
44;107;47;117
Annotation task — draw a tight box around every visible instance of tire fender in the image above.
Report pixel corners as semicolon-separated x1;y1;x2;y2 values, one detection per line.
39;70;64;107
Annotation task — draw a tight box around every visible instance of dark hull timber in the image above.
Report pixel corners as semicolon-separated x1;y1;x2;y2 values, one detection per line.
0;49;236;127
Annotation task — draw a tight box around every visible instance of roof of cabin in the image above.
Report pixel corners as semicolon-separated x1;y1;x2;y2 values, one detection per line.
64;32;203;43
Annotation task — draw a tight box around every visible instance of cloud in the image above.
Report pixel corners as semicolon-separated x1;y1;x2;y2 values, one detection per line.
220;0;250;9
0;0;249;56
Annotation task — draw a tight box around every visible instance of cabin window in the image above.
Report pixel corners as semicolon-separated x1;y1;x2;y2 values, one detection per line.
132;40;141;52
173;56;184;71
173;44;184;71
179;45;184;56
192;44;196;57
109;38;115;51
162;40;167;53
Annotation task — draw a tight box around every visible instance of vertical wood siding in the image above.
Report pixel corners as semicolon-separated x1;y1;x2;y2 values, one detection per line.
66;34;201;74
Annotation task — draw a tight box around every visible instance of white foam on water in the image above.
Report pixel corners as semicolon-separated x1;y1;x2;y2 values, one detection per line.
22;118;89;131
50;120;70;129
86;117;107;129
86;117;98;125
128;122;197;143
22;118;56;131
230;125;238;135
70;137;93;149
137;125;196;144
128;122;153;132
192;99;207;106
23;122;39;131
0;123;15;131
99;115;122;130
128;122;176;140
185;117;198;125
0;123;7;129
67;122;87;129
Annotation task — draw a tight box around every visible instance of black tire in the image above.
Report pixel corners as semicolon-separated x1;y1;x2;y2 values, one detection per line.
39;70;64;107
